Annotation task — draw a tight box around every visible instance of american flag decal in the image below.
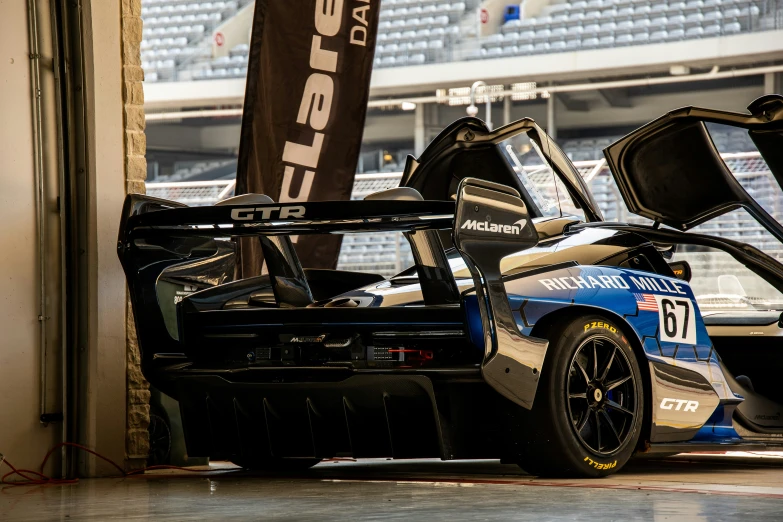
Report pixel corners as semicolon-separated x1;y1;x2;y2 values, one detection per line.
634;293;659;311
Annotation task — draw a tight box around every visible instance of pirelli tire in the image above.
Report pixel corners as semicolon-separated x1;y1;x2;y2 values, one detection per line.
517;314;644;478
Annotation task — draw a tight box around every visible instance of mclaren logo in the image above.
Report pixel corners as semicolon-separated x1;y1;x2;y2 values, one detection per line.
230;206;306;221
660;398;699;412
461;218;527;235
289;335;326;343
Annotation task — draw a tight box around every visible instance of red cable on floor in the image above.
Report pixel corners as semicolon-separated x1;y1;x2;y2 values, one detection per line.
1;442;228;486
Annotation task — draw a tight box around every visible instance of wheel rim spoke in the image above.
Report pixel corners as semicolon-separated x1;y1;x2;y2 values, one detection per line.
606;399;634;417
600;410;622;445
594;410;602;452
569;392;587;399
592;341;599;380
574;358;590;384
577;410;590;432
606;375;631;391
599;345;617;382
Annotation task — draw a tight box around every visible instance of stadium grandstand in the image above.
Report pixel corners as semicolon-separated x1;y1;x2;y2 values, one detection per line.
140;0;783;279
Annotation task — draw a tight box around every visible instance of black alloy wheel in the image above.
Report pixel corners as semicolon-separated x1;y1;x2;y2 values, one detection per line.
516;314;644;478
566;335;637;455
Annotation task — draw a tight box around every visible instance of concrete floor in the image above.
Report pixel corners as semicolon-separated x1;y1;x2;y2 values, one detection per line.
3;454;783;521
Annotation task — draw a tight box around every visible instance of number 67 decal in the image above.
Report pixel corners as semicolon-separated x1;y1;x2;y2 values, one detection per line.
655;296;697;344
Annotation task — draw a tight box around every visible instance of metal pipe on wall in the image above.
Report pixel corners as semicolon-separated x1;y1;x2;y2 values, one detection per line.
27;0;49;424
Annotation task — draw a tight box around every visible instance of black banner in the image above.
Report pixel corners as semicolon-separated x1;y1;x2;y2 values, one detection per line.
235;0;380;276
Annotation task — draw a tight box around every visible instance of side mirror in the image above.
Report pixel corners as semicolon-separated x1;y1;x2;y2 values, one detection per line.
452;177;548;410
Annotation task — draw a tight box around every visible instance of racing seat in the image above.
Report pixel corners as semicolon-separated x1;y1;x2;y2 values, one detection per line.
365;187;460;305
667;260;692;281
216;193;314;308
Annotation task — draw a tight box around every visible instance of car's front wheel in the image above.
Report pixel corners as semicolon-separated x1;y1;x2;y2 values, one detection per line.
517;313;644;478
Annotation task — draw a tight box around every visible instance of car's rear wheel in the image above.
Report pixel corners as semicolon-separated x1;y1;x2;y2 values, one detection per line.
231;457;322;472
516;313;644;478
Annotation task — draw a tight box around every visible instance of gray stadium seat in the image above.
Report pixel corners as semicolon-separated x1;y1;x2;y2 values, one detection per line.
667;27;686;39
533;41;550;52
685;26;704;38
581;36;600;48
550;40;568;52
633;5;652;18
634;18;651;30
583;23;600;36
683;0;705;14
602;8;618;19
551;13;570;27
649;16;668;30
519;29;536;42
668;14;687;25
650;3;668;14
598;35;615;47
650;29;668;41
703;24;721;36
633;31;650;44
684;13;705;27
703;10;723;22
598;21;616;35
584;10;601;20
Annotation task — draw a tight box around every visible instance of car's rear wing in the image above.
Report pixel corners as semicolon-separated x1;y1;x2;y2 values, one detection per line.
120;197;456;237
118;181;548;409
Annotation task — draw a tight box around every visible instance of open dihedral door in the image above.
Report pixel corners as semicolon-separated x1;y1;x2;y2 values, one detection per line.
452;177;549;409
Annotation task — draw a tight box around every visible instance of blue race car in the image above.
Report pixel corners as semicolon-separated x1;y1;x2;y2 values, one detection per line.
119;95;783;477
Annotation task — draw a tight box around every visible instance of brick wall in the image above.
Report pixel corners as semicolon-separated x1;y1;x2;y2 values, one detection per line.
121;0;149;470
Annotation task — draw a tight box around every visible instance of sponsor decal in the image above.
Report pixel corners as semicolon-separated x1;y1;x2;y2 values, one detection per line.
659;398;699;412
460;218;527;235
583;457;617;470
537;274;688;296
538;275;629;291
583;321;617;334
230;205;306;221
755;412;781;421
634;293;659;311
655;296;696;344
289;335;327;343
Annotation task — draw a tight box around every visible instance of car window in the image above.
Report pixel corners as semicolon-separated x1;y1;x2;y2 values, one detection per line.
499;133;562;219
706;122;782;220
671;237;783;311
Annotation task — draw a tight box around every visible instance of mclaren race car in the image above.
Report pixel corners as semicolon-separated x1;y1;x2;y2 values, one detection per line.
119;95;783;477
